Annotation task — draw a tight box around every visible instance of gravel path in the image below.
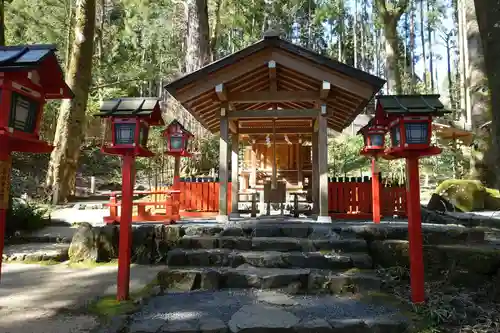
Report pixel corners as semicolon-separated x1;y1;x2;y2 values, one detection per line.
0;263;163;333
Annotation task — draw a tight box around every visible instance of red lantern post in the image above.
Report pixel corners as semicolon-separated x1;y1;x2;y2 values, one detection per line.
0;45;73;280
95;98;164;301
358;103;388;224
163;120;194;220
379;94;449;304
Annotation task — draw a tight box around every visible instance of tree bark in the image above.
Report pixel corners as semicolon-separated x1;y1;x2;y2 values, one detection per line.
375;0;409;94
473;0;500;187
46;0;96;204
420;0;428;91
383;16;403;94
0;0;5;46
185;0;211;73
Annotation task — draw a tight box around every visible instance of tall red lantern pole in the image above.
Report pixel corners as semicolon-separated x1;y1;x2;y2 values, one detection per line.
371;159;381;223
116;154;135;300
380;94;448;304
405;155;425;303
96;98;164;301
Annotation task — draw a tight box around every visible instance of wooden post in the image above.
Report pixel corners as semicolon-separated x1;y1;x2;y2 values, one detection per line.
117;154;135;301
0;151;11;282
250;142;257;188
271;119;277;190
172;155;181;221
217;108;229;222
406;156;425;304
90;176;96;194
317;115;331;222
297;142;303;187
312;130;319;214
371;159;381;224
251;192;257;217
230;131;240;218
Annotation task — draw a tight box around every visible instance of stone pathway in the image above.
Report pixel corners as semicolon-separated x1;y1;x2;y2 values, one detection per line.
128;289;408;333
0;263;163;333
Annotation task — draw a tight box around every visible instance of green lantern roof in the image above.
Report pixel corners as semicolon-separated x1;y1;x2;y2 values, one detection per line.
95;97;164;125
376;94;449;115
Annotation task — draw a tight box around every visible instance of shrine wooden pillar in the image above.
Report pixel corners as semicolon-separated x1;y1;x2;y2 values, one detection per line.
230;129;240;218
297;142;303;187
317;113;331;222
250;141;257;188
217;105;229;222
312;130;319;214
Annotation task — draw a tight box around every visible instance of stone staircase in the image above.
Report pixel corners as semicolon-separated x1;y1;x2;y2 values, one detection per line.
123;218;489;333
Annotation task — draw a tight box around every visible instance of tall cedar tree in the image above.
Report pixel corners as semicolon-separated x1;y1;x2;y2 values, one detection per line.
46;0;96;203
374;0;410;94
473;0;500;188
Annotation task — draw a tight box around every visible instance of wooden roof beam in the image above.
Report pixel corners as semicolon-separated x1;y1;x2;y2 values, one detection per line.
215;83;227;101
239;127;314;134
320;81;331;99
228;109;320;119
268;60;277;92
228;90;318;103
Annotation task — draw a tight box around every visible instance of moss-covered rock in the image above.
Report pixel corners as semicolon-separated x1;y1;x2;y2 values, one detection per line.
68;223;117;262
434;179;500;212
370;240;500;279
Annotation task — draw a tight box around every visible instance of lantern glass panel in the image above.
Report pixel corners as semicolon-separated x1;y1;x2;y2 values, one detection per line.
139;125;149;146
114;123;136;145
9;92;39;133
369;133;384;147
405;122;428;144
390;125;401;147
170;135;183;150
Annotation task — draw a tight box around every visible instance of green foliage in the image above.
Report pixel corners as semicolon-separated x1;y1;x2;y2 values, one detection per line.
328;134;369;176
6;198;49;236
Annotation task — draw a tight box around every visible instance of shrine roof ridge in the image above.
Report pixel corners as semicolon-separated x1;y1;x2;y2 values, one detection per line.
0;44;58;70
164;35;386;93
96;97;162;117
376;94;449;115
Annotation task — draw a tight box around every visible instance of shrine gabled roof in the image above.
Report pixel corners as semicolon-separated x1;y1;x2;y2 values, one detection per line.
164;35;385;133
96;97;164;125
377;94;449;115
0;44;73;99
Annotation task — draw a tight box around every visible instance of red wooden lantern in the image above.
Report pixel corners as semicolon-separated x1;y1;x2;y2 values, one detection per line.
163;120;193;157
377;94;450;305
0;44;73;282
358;98;388;157
96;98;164;157
380;95;447;159
0;45;73;153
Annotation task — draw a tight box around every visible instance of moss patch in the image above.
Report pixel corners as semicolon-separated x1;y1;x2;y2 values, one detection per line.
68;259;119;269
87;278;160;318
435;179;500;211
6;259;61;266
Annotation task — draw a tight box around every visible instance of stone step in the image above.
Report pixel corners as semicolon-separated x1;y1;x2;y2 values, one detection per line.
178;220;484;245
165;249;372;270
123;289;409;333
157;266;382;294
176;236;368;253
2;243;69;262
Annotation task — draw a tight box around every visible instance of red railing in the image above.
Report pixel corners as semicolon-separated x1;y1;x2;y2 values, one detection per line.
103;179;408;223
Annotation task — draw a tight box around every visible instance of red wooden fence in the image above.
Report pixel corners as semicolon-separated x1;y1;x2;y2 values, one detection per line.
174;180;407;217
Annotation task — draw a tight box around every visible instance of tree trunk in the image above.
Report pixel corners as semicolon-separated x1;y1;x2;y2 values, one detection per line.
353;0;358;68
409;0;416;92
185;0;211;73
383;17;403;94
472;0;498;187
0;0;5;46
46;0;96;204
420;0;428;91
427;0;435;92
